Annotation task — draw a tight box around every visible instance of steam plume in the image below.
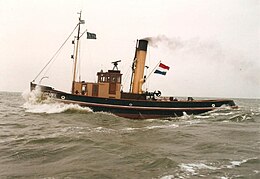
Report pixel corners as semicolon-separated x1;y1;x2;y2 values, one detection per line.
143;35;184;49
142;35;219;53
142;35;260;86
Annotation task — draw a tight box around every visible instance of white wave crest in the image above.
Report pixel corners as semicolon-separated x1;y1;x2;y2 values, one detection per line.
160;175;174;179
179;163;218;175
180;112;193;120
23;102;92;114
194;115;211;119
92;126;115;133
22;88;92;114
121;123;179;132
22;86;44;104
224;158;254;169
145;124;179;130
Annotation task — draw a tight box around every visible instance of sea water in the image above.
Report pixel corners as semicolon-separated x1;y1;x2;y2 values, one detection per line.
0;91;259;178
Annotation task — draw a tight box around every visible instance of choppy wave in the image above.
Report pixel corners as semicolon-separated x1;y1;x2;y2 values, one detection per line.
224;157;259;169
23;102;92;114
120;123;179;133
181;105;259;123
22;88;92;114
1;92;260;178
59;123;180;135
175;157;259;178
22;87;44;104
179;162;218;175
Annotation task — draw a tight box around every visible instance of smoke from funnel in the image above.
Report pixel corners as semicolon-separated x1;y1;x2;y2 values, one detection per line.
143;35;184;49
142;35;218;53
142;35;260;86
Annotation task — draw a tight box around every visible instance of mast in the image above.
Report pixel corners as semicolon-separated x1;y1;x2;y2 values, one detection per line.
72;11;82;94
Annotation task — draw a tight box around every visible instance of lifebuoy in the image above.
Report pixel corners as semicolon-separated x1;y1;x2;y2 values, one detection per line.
212;104;215;107
61;96;66;100
154;90;161;97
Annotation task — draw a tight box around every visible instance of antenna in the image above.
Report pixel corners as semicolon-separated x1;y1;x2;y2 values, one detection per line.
112;60;121;70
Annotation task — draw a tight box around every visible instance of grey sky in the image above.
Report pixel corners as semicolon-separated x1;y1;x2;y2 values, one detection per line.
0;0;259;98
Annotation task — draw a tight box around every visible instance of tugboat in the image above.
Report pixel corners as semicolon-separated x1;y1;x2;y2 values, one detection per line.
30;12;237;119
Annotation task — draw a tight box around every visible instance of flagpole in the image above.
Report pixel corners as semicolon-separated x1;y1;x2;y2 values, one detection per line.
144;60;161;84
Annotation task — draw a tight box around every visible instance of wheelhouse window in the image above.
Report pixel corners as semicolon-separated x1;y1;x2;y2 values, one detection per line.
97;71;122;84
111;76;116;82
101;76;106;82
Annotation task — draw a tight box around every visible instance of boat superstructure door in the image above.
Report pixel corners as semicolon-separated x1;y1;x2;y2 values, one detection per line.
92;84;99;97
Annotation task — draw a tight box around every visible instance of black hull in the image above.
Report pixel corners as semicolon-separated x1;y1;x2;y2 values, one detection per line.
31;83;237;119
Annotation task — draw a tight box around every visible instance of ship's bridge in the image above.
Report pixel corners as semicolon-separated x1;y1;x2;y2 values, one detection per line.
73;69;122;99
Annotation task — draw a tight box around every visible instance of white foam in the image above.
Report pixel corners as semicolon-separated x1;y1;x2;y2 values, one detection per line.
92;126;115;133
22;88;92;114
123;127;138;131
180;112;193;120
185;120;201;125
180;163;197;175
180;163;218;175
22;86;44;104
146;118;169;123
160;175;174;179
223;157;259;170
61;126;85;133
220;177;228;179
210;112;235;117
144;124;179;130
95;111;118;117
194;115;211;119
225;159;248;169
120;123;179;133
23;102;92;114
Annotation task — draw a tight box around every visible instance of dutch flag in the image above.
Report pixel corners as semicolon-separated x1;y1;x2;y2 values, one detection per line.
154;63;170;75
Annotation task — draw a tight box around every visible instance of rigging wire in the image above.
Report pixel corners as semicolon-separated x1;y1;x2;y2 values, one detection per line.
146;45;151;91
32;24;79;82
145;60;161;81
122;65;132;91
43;45;63;78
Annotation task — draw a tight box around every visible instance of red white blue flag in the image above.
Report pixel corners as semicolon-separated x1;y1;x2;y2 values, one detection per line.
154;63;170;75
